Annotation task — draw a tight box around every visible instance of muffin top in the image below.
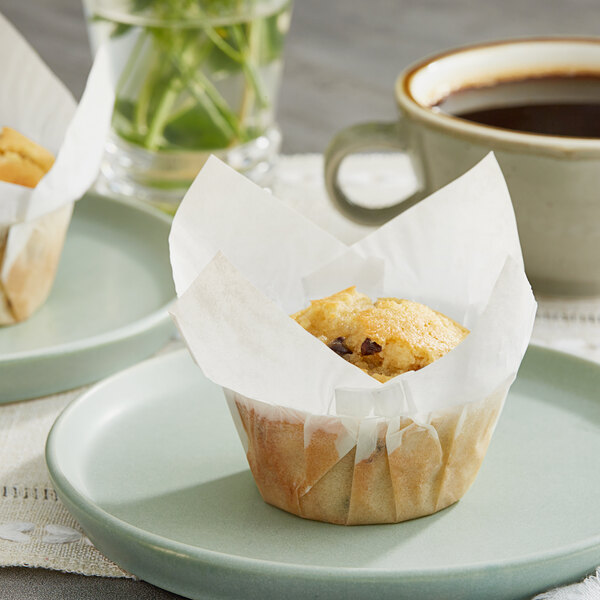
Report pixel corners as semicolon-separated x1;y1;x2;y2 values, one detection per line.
292;286;469;382
0;127;55;188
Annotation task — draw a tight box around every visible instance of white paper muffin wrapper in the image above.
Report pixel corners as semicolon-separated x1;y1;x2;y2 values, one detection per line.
169;153;537;523
170;154;536;415
0;13;114;322
0;204;72;324
0;12;113;227
223;384;509;524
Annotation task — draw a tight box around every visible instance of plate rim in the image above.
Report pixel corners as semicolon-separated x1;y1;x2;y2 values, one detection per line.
45;344;600;582
0;194;175;364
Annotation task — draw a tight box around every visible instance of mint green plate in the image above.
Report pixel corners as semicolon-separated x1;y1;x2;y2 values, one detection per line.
46;346;600;600
0;194;175;403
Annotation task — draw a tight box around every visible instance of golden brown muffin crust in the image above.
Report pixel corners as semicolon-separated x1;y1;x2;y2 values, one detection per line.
292;287;469;382
0;127;55;188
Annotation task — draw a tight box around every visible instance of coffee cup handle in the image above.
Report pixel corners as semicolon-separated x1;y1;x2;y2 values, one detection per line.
324;120;424;225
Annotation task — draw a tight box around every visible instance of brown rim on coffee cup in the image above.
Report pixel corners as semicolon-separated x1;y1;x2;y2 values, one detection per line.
398;37;600;156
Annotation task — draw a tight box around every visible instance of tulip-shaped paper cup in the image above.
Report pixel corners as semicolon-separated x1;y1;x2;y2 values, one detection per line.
169;153;537;525
0;13;113;324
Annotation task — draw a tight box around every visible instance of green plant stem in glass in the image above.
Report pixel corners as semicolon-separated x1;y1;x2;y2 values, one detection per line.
95;0;290;157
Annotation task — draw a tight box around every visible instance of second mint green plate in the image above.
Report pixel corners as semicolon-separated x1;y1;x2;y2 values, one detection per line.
0;194;175;403
46;346;600;600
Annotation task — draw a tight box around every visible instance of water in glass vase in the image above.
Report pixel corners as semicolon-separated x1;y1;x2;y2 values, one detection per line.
85;0;291;211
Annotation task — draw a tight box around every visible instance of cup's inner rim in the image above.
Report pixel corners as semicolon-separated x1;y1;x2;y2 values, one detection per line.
398;38;600;144
403;38;600;109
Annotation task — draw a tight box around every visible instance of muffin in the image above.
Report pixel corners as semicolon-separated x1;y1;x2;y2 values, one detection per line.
169;155;537;527
225;288;498;526
0;127;55;188
0;127;72;325
292;286;469;382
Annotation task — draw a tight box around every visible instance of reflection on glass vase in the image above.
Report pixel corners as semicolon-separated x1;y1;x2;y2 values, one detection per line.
83;0;292;213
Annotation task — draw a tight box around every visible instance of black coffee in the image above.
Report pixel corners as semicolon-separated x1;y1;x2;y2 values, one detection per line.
435;75;600;138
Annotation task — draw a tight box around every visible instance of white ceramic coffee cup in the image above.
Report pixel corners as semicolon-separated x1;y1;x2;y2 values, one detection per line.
324;39;600;296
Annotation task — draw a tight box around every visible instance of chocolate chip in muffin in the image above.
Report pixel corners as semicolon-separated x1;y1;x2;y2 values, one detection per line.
328;336;353;356
361;338;382;356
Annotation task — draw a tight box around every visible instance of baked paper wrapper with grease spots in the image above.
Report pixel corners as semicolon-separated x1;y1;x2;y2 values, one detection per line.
169;153;537;525
0;14;113;324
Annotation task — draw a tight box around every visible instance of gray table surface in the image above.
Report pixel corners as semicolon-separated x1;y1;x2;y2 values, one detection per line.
0;0;598;597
